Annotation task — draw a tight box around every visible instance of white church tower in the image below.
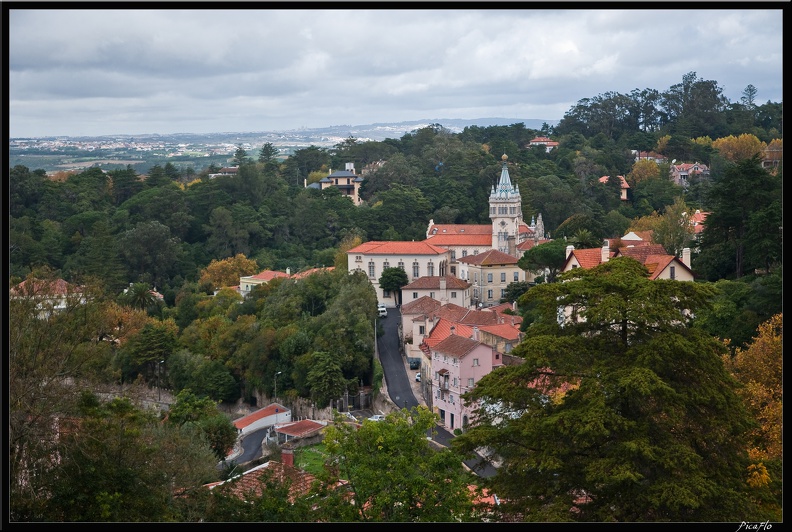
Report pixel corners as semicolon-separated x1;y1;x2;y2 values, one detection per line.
489;154;524;255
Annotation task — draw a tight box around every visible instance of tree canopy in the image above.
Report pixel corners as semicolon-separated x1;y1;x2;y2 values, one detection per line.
453;257;763;522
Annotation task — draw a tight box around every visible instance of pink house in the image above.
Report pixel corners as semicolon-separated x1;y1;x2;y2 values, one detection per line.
431;330;503;431
599;175;630;201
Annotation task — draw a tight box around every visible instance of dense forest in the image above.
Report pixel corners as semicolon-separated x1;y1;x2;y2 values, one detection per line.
9;72;782;521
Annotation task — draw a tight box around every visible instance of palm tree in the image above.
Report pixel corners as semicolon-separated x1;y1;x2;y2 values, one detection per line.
122;282;156;310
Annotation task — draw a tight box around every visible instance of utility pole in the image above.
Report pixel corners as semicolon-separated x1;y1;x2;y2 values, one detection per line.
274;371;282;403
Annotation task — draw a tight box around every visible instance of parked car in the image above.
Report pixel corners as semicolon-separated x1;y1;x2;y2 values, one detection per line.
415;373;421;382
367;414;385;422
377;303;388;317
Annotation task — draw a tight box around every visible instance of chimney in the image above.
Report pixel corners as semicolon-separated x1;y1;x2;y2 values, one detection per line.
282;444;294;467
682;247;691;268
472;326;479;341
304;179;307;188
286;267;291;276
566;245;574;259
450;326;456;335
440;277;446;290
601;241;609;263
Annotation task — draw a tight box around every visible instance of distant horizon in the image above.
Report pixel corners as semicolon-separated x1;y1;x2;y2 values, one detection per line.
9;116;560;140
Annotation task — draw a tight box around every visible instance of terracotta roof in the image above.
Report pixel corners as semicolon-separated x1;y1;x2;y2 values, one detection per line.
423;234;493;246
400;295;442;315
570;248;613;269
599;175;630;189
517;238;551;252
291;266;335;280
426;224;491;236
615;244;668;263
433;334;482;358
402;275;471;290
274;419;326;438
457;249;519;266
347;241;449;255
233;403;289;430
10;278;80;297
243;270;290;282
206;460;315;502
424;318;474;349
479;323;522;342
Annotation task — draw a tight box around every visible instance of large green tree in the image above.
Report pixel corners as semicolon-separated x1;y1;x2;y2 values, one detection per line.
517;239;568;283
314;408;482;522
378;266;409;306
453;257;761;522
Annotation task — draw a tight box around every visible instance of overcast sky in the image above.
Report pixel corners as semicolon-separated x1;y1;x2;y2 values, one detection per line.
8;7;784;138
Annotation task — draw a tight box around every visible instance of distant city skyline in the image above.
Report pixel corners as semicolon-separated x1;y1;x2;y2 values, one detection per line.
8;8;784;138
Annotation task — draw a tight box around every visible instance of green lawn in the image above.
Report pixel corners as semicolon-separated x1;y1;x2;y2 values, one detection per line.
293;443;330;477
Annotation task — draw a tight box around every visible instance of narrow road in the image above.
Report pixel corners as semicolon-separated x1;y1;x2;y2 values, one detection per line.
377;307;497;479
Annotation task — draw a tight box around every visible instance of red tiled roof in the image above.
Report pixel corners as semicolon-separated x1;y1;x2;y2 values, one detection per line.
10;278;80;297
426;224;492;236
424;318;475;349
615;244;668;263
233;403;289;430
479;323;522;342
423;234;492;246
517;238;551;251
433;334;482;358
243;270;290;282
347;241;449;255
206;460;315;502
599;175;630;189
457;249;519;266
570;248;612;269
402;275;471;290
274;419;326;438
291;266;335;280
401;295;443;315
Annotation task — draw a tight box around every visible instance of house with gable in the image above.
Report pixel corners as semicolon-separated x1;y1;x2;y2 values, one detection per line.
10;277;86;319
239;269;291;295
599;175;630;201
316;163;364;205
431;330;502;431
401;275;471;307
346;240;451;306
670;162;709;188
457;248;528;308
527;136;559;153
562;241;694;282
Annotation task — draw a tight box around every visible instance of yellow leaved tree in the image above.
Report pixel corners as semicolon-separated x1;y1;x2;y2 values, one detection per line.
198;253;259;290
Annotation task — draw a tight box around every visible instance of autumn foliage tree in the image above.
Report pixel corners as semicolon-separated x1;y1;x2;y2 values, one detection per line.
198;253;259;290
712;133;767;163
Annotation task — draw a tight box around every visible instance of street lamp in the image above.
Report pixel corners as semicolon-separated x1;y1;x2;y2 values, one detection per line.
274;371;282;402
157;360;165;402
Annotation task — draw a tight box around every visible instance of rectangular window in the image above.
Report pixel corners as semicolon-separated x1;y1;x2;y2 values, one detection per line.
450;250;456;261
473;358;479;366
419;325;425;335
398;261;405;271
383;290;390;298
413;292;418;299
487;289;493;299
501;272;506;282
451;291;457;299
514;271;519;282
355;255;362;262
487;273;493;283
670;266;676;280
462;250;468;257
474;273;479;283
413;262;419;278
429;292;435;299
468;378;474;387
368;262;375;277
501;289;506;299
427;262;434;276
383;261;390;270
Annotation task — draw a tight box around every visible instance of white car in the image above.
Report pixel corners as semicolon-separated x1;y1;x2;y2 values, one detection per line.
377;304;388;317
415;373;421;382
367;414;385;422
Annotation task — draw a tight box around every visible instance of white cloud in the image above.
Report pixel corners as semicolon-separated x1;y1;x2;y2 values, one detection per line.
8;8;783;137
